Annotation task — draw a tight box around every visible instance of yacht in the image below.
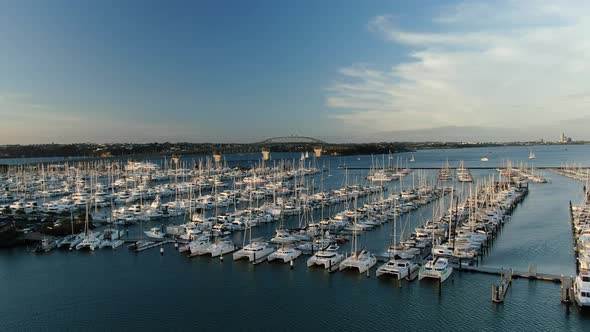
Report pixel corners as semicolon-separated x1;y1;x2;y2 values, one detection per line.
144;227;166;239
57;234;79;249
232;241;275;263
204;238;235;257
432;244;454;257
480;157;489;162
307;247;344;271
418;257;453;283
270;228;299;244
268;245;302;263
68;233;85;250
33;238;58;253
339;250;377;274
574;270;590;307
386;244;420;260
376;259;419;279
76;232;102;251
188;236;211;256
99;227;124;249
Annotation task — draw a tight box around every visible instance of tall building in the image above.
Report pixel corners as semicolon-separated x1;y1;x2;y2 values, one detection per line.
560;132;572;143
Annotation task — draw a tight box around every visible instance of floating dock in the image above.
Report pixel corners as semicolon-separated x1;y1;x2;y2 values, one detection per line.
455;265;563;283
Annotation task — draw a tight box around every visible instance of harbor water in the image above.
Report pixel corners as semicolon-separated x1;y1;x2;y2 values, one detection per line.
1;145;590;331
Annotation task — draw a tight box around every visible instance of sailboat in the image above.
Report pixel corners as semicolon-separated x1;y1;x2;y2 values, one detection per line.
76;201;102;251
268;244;302;263
339;196;377;274
99;223;124;249
418;257;453;283
307;184;344;271
58;211;80;249
410;154;415;162
307;241;344;272
232;208;274;263
528;149;536;160
269;201;303;263
376;200;418;279
204;236;236;257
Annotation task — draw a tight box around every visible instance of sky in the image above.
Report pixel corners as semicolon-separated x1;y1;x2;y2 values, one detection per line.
1;0;589;144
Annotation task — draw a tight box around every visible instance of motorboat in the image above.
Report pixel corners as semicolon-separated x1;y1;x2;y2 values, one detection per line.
144;227;166;239
574;269;590;307
33;238;58;253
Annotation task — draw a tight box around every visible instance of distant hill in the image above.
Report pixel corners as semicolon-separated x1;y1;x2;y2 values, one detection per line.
365;118;590;143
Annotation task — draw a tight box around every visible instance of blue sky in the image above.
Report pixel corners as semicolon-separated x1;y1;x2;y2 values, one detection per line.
1;0;589;143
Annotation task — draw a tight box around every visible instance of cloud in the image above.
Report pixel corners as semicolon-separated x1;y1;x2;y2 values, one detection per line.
327;0;590;139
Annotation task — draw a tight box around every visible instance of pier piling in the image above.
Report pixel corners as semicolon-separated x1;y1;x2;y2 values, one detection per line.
560;275;573;303
492;268;512;303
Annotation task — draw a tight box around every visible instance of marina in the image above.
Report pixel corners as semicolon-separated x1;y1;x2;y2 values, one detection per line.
2;146;590;330
6;1;590;330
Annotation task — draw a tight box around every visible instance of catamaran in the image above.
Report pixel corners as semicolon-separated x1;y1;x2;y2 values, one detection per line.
232;239;274;263
76;202;102;251
377;201;418;279
339;197;377;274
307;244;344;271
418;257;453;283
268;245;302;263
204;237;235;257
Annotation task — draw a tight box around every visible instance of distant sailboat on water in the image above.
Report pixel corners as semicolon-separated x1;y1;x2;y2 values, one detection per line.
410;154;415;162
529;149;536;160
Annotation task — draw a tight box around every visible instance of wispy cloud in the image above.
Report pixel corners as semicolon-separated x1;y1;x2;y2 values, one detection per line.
327;0;590;137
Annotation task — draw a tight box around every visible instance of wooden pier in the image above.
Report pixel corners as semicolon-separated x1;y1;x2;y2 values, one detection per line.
455;265;563;283
127;240;174;252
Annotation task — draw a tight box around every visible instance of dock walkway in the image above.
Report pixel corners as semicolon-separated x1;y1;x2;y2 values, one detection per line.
455;265;564;282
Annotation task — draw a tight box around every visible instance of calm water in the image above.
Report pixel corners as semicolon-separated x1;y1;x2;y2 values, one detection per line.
2;145;590;331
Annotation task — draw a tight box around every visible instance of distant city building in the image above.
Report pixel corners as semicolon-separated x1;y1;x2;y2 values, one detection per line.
560;132;572;143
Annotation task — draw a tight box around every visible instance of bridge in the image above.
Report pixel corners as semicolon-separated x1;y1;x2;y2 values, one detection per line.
255;136;326;145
